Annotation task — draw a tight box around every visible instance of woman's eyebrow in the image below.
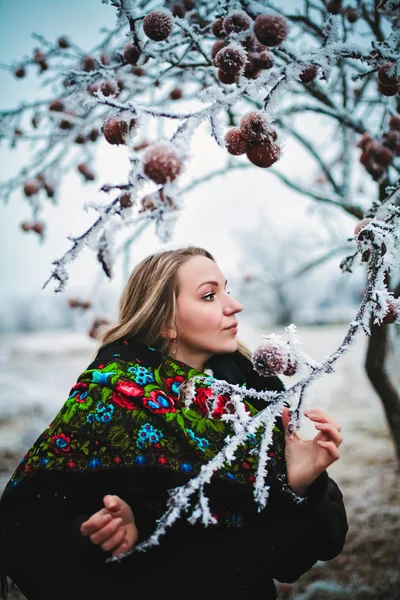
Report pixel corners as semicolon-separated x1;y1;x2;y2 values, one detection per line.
196;280;227;291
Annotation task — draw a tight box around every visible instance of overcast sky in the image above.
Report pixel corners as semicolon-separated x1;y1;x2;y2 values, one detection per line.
0;0;357;309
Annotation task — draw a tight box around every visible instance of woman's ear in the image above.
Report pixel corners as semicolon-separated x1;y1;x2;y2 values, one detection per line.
161;327;176;340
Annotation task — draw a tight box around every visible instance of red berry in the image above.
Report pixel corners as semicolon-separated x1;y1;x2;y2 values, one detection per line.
378;63;399;87
44;184;54;198
142;143;183;184
217;69;238;84
374;144;393;167
222;10;252;35
68;298;80;308
254;50;274;70
169;87;183;100
87;83;99;96
382;130;400;155
23;181;39;197
88;128;99;142
252;341;287;377
239;111;271;143
77;163;95;181
59;119;73;130
243;55;261;80
225;128;247;155
132;66;145;76
211;40;226;60
74;134;86;145
57;37;69;49
49;99;65;112
20;222;31;232
123;41;141;65
33;49;46;63
172;3;185;18
100;81;119;97
100;53;110;65
378;81;399;97
89;318;110;339
182;0;194;9
81;56;96;72
211;19;225;38
345;7;359;23
103;117;135;145
357;133;373;151
253;13;289;47
213;45;247;75
382;300;399;325
119;192;133;209
389;115;400;131
14;66;25;79
246;140;281;168
81;301;92;310
299;64;318;84
326;0;342;15
143;10;173;42
32;222;44;234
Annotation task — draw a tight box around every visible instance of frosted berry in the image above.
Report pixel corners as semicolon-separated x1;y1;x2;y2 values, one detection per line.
246;140;281;168
223;11;252;35
225;128;247;155
123;41;141;65
103;117;135;145
211;19;225;38
59;119;73;130
243;56;261;80
357;133;373;151
14;66;26;79
354;218;372;237
283;358;299;377
211;40;226;59
119;192;132;209
23;181;39;197
239;111;271;143
81;56;96;72
382;130;400;155
252;340;287;377
58;37;69;49
132;66;145;76
143;10;173;42
299;64;318;84
87;83;99;96
170;87;183;100
254;50;274;70
142;143;183;184
389;115;400;131
374;145;393;167
326;0;342;14
74;134;86;144
213;46;247;75
378;63;399;87
382;300;399;325
345;7;359;23
217;69;238;84
100;81;119;97
253;13;289;47
49;99;65;112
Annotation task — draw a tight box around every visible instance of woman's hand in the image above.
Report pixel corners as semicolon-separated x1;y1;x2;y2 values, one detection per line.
281;407;343;497
80;494;139;558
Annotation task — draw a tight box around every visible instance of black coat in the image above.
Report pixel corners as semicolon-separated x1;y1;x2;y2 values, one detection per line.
0;339;348;600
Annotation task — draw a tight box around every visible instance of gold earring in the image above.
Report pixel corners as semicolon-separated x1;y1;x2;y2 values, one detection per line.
171;337;177;357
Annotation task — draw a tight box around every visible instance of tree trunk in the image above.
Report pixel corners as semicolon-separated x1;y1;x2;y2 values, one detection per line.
365;278;400;464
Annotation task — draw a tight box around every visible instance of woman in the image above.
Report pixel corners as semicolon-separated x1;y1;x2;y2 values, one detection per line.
0;246;347;600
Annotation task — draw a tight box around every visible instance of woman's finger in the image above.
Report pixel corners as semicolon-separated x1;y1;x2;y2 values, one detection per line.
111;538;130;558
304;409;341;432
101;525;127;553
314;422;343;446
90;517;123;546
317;440;341;460
80;510;111;536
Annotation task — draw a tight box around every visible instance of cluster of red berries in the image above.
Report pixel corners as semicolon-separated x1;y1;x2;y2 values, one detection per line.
23;173;54;198
211;10;287;84
20;221;45;235
357;115;400;180
68;298;92;310
377;62;400;97
252;336;299;378
225;111;281;168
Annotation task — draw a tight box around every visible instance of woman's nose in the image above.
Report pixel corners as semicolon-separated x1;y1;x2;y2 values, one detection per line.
225;295;243;314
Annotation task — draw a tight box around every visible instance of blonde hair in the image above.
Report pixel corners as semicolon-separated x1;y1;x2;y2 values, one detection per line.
99;246;251;361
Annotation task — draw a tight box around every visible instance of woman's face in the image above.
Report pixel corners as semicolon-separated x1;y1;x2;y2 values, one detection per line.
173;255;243;371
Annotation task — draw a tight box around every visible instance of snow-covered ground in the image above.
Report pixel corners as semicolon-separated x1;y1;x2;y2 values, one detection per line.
0;323;399;599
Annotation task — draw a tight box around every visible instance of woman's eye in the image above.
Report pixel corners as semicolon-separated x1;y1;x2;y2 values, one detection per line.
202;292;215;301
